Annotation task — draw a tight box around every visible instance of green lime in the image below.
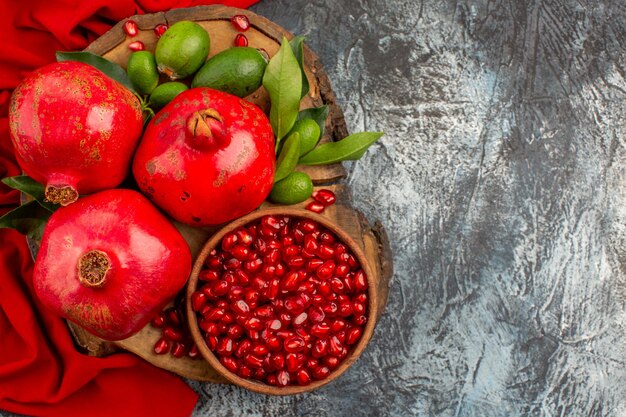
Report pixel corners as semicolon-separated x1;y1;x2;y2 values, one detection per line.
290;118;321;156
191;47;268;97
155;21;210;80
127;51;159;94
148;82;189;108
269;171;313;205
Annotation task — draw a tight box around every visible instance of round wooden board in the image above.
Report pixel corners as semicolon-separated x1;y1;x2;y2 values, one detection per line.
65;5;393;384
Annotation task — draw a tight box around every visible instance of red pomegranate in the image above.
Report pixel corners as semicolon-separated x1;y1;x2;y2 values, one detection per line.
132;87;275;226
33;189;192;341
9;61;144;206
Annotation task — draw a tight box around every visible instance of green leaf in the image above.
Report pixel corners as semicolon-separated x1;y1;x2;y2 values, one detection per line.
262;38;302;141
289;36;310;99
0;201;51;240
56;51;136;94
299;132;384;165
1;176;57;212
274;132;301;183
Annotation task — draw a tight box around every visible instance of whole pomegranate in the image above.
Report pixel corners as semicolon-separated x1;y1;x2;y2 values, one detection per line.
33;189;192;341
132;87;275;226
9;61;144;206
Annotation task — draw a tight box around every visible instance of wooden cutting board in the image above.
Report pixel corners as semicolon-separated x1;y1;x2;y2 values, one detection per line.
57;5;393;383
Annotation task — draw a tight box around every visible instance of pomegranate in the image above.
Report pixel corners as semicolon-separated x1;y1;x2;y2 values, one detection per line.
33;189;192;341
191;215;368;387
9;61;143;206
132;87;275;226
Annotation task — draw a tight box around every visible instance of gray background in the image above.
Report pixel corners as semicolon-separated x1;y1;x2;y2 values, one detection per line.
189;0;626;416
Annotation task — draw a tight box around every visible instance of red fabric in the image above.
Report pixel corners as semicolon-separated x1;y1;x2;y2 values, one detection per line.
0;1;258;416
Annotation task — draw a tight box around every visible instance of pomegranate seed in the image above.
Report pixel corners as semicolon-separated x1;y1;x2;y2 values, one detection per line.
284;336;306;353
128;41;145;51
228;286;244;302
286;353;304;372
123;20;139;37
284;297;304;314
329;276;345;293
346;327;363;345
306;358;319;370
251;276;267;291
323;355;340;370
267;319;282;331
262;215;281;230
355;292;368;304
266;374;278;386
338;301;353;317
217;338;234;356
353;315;368;326
275;263;287;277
171;342;187;358
239;365;253;378
318;244;335;260
329;336;344;357
244;289;260;306
224;258;241;270
262;356;274;372
312;189;337;206
244;258;263;273
188;344;200;359
200;269;220;281
271;353;286;369
154;337;170;354
221;356;239;373
277;370;290;386
255;368;267;380
331;318;348;333
305;201;325;213
235;339;252;358
319;232;335;244
312;366;330;380
309;306;325;323
306;258;324;273
244;354;264;368
231;244;250;260
296;369;312;385
234;33;248;47
353;302;366;315
167;308;182;326
151;313;166;328
347;254;359;269
262;265;276;277
244;317;263;331
191;292;207;311
322;302;339;317
222;232;239;251
310;323;331;338
293;312;308;327
286;255;305;268
266;278;280;299
212;280;230;296
230;14;251;31
227;324;244;339
205;307;226;322
154;23;168;38
199;319;217;335
312;338;328;358
251;343;269;357
353;270;368;291
264;248;280;265
335;263;350;277
312;294;326;305
267;336;282;351
232;299;250;316
163;327;183;342
206;335;219;350
316;261;336;280
280;270;300;292
284;245;300;258
282;235;294;246
255;305;274;319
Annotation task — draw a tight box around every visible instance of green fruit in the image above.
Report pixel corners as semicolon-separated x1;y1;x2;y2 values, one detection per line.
269;171;313;205
155;21;210;80
290;118;321;156
127;51;159;94
148;82;189;108
191;47;268;97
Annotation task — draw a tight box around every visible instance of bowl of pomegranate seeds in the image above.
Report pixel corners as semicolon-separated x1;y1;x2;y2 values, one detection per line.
186;207;378;394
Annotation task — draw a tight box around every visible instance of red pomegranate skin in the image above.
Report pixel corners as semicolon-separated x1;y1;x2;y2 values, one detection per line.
132;87;275;226
9;61;143;205
33;189;192;341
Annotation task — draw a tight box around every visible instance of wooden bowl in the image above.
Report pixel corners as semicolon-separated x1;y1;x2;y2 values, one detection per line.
186;207;379;395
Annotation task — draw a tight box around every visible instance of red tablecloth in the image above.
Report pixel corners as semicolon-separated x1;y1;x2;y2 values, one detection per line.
0;1;258;416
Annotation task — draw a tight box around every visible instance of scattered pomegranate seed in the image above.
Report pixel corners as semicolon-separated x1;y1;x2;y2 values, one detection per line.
123;20;139;37
312;189;337;206
154;23;168;38
154;337;170;355
230;14;251;32
234;33;248;47
193;215;368;387
150;297;200;360
305;201;325;213
128;41;145;51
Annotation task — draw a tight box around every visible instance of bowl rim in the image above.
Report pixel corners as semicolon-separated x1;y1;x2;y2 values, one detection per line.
185;206;379;395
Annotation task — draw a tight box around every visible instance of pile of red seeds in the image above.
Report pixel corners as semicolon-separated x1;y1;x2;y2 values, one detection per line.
151;294;201;360
191;215;369;387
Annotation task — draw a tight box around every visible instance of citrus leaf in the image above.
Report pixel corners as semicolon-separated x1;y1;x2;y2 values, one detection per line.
274;132;301;183
299;132;384;165
1;176;57;212
289;36;309;99
0;201;51;240
56;51;137;94
263;38;302;141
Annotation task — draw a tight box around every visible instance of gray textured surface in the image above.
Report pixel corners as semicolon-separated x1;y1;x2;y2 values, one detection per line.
188;0;626;416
